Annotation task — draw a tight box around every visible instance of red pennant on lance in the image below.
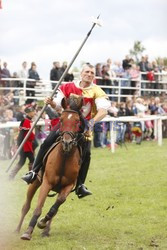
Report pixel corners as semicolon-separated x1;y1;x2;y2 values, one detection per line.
0;0;2;9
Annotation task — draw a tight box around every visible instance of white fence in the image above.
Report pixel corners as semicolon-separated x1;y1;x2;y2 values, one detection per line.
0;71;167;103
0;115;167;156
102;114;167;152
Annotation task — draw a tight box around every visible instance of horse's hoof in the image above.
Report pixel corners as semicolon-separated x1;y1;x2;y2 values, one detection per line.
41;232;50;237
37;218;47;229
20;232;31;240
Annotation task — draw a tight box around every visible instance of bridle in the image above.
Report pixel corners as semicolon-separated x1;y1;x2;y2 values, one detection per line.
60;109;83;153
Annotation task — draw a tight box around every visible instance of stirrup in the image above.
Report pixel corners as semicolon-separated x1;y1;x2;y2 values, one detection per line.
21;170;36;184
28;170;36;179
76;184;92;199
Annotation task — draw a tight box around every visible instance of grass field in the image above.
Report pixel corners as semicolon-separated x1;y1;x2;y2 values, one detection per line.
0;140;167;250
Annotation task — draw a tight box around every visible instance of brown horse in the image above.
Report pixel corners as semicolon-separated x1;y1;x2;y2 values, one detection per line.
17;97;84;240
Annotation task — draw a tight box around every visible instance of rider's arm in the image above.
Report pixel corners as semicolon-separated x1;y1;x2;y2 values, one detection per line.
45;90;65;109
88;96;110;130
45;97;57;109
93;108;108;123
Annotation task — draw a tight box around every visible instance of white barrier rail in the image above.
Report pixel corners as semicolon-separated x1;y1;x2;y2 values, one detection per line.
1;115;167;154
0;119;45;129
102;114;167;152
0;71;167;103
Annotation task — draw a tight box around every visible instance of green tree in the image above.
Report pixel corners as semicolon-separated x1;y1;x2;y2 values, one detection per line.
156;57;167;67
129;41;146;63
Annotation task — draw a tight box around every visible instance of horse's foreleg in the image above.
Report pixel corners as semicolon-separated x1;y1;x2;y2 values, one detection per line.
15;179;41;233
21;180;51;240
37;184;73;230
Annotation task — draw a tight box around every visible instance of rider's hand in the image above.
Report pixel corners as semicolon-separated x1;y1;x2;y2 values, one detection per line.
45;97;53;105
84;130;92;138
87;119;95;131
45;97;56;108
84;119;95;138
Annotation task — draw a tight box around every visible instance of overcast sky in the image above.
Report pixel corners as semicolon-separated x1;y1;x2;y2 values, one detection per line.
0;0;167;79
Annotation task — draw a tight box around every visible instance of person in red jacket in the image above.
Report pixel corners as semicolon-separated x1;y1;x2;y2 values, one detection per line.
9;105;36;180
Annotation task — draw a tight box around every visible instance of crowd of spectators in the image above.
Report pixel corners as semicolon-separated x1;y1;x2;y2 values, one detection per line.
0;55;167;101
95;55;167;99
0;56;167;158
0;59;75;107
94;96;167;148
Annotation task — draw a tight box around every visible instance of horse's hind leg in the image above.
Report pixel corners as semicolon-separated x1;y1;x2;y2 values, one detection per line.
38;184;73;230
15;179;41;233
21;180;51;240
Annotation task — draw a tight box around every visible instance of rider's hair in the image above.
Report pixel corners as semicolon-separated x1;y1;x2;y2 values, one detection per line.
81;63;95;72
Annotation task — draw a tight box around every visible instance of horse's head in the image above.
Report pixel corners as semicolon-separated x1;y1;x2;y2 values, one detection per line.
60;96;83;153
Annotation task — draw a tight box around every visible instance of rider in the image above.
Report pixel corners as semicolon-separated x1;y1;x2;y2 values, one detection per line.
22;64;110;198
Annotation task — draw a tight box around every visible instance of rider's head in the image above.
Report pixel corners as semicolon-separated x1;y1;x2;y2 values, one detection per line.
80;64;95;87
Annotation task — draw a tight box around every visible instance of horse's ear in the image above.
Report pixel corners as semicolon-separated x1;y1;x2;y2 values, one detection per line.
61;97;68;110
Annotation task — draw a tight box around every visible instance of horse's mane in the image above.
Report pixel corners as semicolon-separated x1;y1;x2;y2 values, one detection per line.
68;97;81;111
61;95;83;112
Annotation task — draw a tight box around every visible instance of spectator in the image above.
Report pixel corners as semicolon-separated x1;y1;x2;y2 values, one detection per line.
101;64;112;96
18;61;28;88
121;68;131;101
50;61;62;89
116;102;127;145
125;100;135;141
1;108;16;159
3;91;15;108
95;63;102;85
161;66;167;90
2;62;11;78
1;62;11;94
14;105;26;121
138;56;151;93
129;64;140;95
61;61;74;82
12;72;20;105
93;122;103;148
113;61;124;78
27;62;40;104
122;55;132;70
144;55;151;72
108;101;118;117
133;97;147;144
144;110;154;141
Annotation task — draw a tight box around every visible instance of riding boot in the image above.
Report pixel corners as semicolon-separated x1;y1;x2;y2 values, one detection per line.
76;151;90;186
75;141;92;198
22;130;60;184
21;146;47;184
75;160;92;198
9;164;22;180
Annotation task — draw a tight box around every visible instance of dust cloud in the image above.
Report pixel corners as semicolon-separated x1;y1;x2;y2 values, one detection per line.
0;166;22;250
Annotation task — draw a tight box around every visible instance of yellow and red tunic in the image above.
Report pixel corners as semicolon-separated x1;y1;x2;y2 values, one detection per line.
54;81;110;121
